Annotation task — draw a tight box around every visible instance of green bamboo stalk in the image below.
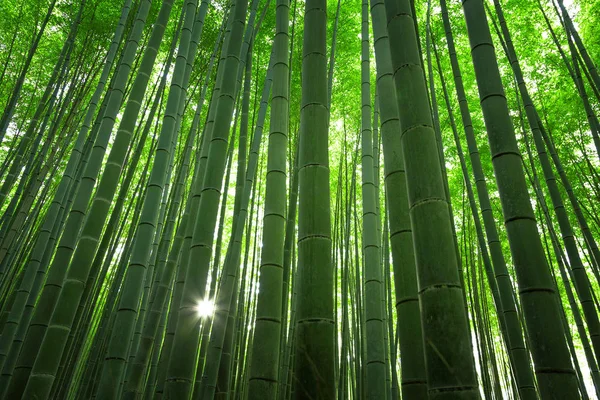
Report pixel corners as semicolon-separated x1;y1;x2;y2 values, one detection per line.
246;0;289;396
292;0;335;397
460;0;580;396
368;0;427;397
359;0;386;397
384;0;479;397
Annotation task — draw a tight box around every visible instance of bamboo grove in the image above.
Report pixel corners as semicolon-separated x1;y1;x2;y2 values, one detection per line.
0;0;599;397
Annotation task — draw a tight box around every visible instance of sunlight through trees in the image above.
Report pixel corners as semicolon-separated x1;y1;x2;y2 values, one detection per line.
0;0;598;398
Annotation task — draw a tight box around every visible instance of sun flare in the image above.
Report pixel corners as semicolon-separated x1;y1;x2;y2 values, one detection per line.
195;299;215;318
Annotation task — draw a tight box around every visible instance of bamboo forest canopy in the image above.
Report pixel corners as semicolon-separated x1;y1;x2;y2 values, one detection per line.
0;0;599;398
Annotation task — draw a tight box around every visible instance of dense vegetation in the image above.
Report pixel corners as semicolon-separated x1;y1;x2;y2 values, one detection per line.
0;0;599;398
